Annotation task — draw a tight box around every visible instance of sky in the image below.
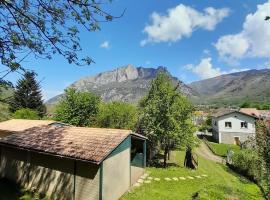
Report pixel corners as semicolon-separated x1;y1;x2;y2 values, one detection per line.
2;0;270;100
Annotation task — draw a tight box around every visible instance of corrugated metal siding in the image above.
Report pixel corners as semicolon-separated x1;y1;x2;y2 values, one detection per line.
75;161;100;200
102;137;130;200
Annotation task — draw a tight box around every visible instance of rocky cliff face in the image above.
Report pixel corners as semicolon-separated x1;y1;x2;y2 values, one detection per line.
47;64;194;104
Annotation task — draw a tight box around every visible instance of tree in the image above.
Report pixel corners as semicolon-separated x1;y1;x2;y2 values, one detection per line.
13;108;39;119
256;120;270;198
95;101;138;129
0;0;122;90
9;71;45;116
137;72;195;167
54;88;100;126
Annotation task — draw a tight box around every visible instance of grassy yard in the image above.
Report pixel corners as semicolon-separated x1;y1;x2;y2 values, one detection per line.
121;151;264;200
0;178;49;200
207;142;241;157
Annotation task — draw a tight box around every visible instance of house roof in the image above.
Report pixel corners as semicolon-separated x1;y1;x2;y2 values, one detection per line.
239;108;260;117
0;119;55;132
0;119;143;164
212;110;258;119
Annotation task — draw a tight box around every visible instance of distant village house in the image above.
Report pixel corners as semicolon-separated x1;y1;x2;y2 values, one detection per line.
212;110;257;145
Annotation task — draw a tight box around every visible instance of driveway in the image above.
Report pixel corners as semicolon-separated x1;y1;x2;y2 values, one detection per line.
195;142;224;164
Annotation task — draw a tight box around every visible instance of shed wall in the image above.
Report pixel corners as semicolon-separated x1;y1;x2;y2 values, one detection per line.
0;146;100;200
102;137;130;200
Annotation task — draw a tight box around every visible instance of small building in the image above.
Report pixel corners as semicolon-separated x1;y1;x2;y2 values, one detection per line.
212;111;257;144
0;119;147;200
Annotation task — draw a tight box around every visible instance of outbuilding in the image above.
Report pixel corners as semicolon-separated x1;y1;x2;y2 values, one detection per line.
0;119;147;200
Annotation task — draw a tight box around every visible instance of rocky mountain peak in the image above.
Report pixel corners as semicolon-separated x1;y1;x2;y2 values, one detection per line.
47;65;193;104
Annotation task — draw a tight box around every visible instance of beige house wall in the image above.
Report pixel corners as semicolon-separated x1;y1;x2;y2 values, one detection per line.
102;148;130;200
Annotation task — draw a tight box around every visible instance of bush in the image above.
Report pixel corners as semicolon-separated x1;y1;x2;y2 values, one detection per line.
231;149;260;181
12;108;39;120
54;88;100;126
95;102;138;129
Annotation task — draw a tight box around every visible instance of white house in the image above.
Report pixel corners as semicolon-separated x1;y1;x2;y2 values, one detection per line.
212;111;257;145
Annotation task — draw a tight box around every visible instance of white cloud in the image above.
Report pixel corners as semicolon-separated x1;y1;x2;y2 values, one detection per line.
186;57;249;80
100;41;110;49
141;4;229;46
186;57;222;79
215;1;270;63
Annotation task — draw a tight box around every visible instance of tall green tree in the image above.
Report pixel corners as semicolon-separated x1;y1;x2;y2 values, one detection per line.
54;88;100;126
256;120;270;199
0;0;121;90
95;101;137;129
137;72;195;167
9;71;45;116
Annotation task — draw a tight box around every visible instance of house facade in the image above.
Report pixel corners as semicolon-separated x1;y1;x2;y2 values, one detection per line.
212;111;257;144
0;119;147;200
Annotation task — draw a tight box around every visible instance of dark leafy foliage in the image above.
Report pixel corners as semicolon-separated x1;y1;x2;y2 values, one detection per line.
0;0;121;89
9;71;45;117
256;120;270;199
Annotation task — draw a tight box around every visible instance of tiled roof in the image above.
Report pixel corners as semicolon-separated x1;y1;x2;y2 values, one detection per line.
0;123;131;164
212;110;236;118
259;110;270;119
212;109;258;119
239;108;260;117
0;119;55;132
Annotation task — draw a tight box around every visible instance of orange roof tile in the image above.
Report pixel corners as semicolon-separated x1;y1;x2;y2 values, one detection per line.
239;108;260;117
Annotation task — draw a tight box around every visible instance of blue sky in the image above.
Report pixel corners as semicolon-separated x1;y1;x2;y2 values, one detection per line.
2;0;270;100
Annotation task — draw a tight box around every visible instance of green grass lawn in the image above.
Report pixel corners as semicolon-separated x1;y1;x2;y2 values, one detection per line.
207;142;241;157
121;151;264;200
0;178;49;200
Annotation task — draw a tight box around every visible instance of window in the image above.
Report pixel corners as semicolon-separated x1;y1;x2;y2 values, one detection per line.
214;121;217;126
225;122;232;128
241;121;248;128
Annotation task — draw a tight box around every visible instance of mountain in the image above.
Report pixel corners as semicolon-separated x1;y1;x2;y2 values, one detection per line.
46;65;195;105
188;69;270;105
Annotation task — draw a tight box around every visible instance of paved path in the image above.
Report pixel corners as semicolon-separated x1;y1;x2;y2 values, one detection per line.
195;142;224;164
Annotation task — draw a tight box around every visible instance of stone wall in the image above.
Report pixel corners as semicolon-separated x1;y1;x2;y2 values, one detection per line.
220;131;255;144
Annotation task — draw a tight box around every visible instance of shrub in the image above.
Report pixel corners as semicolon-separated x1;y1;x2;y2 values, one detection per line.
95;102;138;129
12;108;39;120
54;88;100;126
231;149;260;181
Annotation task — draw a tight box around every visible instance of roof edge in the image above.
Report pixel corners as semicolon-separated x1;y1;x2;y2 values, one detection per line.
0;142;100;165
214;110;259;119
